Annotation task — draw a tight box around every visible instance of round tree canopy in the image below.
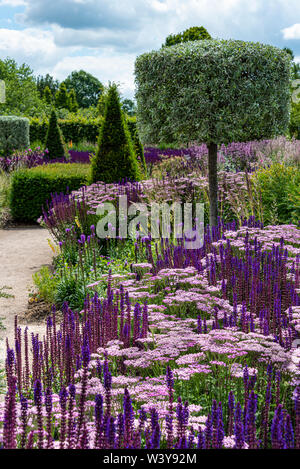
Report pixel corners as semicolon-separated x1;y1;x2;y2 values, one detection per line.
135;39;291;145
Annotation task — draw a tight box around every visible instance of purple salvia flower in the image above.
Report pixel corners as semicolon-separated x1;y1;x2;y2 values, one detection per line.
34;379;44;449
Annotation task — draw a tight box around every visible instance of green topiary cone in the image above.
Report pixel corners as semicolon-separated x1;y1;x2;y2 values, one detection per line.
91;83;141;183
45;109;69;160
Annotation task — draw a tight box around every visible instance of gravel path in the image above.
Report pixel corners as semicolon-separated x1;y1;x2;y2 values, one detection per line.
0;227;53;367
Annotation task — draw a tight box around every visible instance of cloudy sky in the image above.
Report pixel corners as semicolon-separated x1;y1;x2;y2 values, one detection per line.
0;0;300;98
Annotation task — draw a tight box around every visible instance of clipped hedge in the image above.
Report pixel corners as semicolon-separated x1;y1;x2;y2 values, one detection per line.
29;116;104;144
30;115;137;145
0;116;30;155
10;163;90;222
135;39;291;145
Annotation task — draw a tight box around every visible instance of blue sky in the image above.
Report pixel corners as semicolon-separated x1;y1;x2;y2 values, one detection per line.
0;0;300;98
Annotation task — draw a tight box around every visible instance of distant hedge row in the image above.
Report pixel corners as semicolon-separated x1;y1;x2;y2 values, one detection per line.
29;116;137;144
29;116;103;144
10;163;90;222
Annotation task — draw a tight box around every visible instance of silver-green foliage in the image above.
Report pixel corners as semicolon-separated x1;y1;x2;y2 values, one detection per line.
0;116;30;155
135;39;291;145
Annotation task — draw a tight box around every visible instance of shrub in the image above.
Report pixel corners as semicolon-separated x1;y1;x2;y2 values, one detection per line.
290;102;300;139
45;109;68;159
32;266;57;304
10;163;89;222
29;115;103;144
91;84;141;183
135;39;291;225
0;116;30;156
252;163;300;224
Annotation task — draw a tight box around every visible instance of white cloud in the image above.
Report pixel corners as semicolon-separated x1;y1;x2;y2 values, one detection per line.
0;0;26;6
51;53;136;98
282;23;300;40
0;28;76;67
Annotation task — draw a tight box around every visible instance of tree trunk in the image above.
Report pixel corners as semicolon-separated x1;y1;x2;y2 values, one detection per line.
208;142;218;227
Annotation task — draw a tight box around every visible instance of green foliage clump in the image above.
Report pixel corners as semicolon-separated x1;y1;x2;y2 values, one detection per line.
91;84;140;183
252;163;300;225
135;39;291;145
32;266;57;304
290;101;300;139
45;109;68;159
0;116;30;156
164;26;212;47
10;163;89;222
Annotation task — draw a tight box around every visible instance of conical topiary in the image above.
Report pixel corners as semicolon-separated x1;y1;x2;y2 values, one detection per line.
68;88;79;113
43;86;52;104
91;84;141;183
132;129;147;176
45;109;68;160
55;82;69;109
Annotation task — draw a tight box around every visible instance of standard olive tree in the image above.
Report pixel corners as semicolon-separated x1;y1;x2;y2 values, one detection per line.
135;39;291;226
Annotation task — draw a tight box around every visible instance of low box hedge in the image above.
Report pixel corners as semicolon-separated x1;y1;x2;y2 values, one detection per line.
10;163;90;222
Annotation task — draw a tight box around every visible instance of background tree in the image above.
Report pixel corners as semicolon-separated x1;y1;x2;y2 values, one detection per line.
135;40;291;226
283;47;300;80
0;58;45;117
91;83;140;184
55;82;69;109
121;98;136;116
45;109;68;159
283;48;300;138
164;26;211;47
36;73;59;98
64;70;104;108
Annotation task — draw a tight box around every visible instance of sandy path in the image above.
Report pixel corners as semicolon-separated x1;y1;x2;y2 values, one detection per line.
0;227;53;367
